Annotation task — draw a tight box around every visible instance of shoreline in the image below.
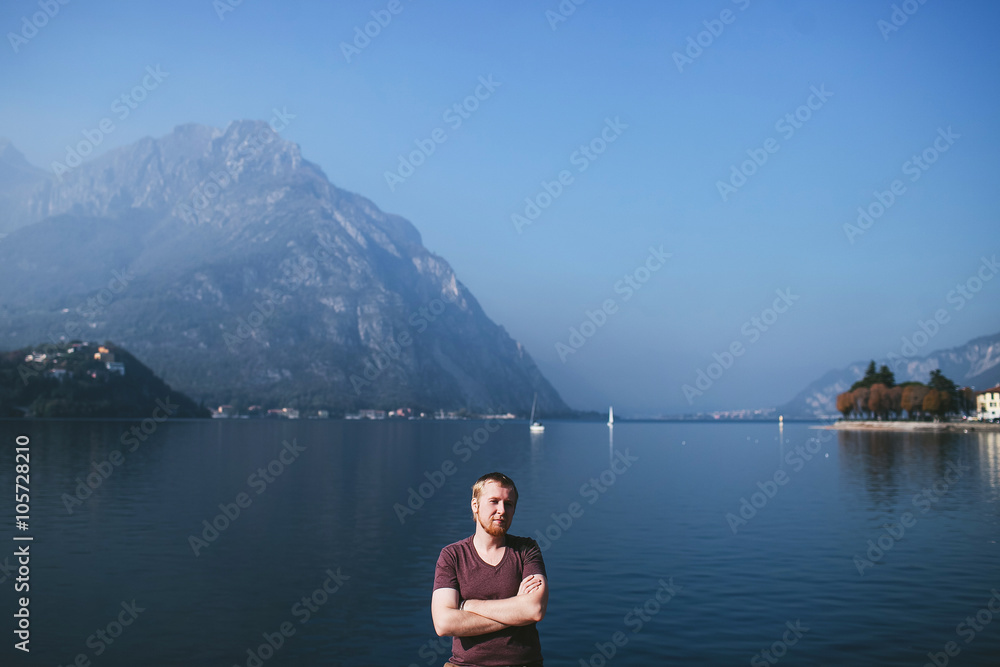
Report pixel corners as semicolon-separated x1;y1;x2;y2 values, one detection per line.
825;420;1000;432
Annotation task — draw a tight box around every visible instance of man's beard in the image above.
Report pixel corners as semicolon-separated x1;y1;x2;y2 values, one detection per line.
480;514;508;537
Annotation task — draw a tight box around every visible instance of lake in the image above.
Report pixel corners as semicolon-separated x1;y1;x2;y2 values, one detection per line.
1;419;998;666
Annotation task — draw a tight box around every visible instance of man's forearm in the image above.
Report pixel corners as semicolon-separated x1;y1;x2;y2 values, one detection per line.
437;607;510;637
463;595;543;626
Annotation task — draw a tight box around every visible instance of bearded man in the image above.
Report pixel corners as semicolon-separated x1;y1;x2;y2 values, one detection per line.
431;472;548;667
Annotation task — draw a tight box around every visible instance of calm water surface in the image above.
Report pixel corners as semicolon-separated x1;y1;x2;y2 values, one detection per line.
1;419;998;666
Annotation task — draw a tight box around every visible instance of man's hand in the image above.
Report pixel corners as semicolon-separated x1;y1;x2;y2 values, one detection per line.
462;575;548;627
518;574;543;597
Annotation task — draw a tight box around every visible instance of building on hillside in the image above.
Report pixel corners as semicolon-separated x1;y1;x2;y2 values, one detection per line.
213;405;236;418
977;386;1000;420
267;408;300;419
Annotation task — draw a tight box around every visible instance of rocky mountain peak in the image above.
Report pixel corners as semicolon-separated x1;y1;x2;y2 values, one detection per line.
0;126;570;414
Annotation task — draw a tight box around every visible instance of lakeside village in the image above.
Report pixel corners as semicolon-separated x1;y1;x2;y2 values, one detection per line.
209;406;519;421
834;362;1000;423
6;340;518;421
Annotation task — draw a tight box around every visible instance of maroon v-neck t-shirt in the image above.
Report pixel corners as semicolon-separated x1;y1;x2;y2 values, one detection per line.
433;534;546;666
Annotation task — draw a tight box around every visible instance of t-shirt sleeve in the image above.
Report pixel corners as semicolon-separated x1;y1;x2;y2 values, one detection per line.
521;538;547;578
433;545;459;591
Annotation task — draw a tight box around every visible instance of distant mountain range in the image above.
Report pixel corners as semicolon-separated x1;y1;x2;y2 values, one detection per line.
0;123;569;414
777;330;1000;418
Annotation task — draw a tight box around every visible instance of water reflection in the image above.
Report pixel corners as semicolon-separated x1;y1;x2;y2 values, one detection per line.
975;429;1000;491
837;429;1000;510
778;420;784;467
608;421;614;466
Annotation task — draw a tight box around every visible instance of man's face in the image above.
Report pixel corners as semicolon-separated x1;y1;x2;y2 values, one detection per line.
473;481;516;537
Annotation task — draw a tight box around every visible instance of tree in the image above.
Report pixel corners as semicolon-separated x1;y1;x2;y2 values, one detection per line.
901;384;929;419
868;383;892;420
888;385;903;418
922;389;951;418
928;369;957;394
836;392;854;419
852;387;870;419
958;387;976;415
925;370;960;418
876;364;896;387
850;361;879;391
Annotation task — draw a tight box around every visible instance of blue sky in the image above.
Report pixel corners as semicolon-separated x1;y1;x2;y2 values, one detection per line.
2;0;998;414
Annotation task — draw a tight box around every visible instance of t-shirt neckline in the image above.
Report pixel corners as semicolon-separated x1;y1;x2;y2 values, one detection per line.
470;534;508;568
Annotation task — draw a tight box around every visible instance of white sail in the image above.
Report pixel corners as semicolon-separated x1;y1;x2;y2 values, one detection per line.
608;406;614;426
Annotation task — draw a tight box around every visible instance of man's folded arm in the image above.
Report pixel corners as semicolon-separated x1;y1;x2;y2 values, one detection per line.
431;588;511;637
461;574;548;626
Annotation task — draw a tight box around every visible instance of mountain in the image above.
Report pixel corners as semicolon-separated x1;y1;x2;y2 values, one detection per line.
0;138;50;236
777;331;1000;418
0;123;570;415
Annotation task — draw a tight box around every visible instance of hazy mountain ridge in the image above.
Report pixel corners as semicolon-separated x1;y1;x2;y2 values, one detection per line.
0;123;569;414
778;331;1000;418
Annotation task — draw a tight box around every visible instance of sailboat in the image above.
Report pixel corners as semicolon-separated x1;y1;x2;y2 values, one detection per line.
529;394;545;433
607;406;614;427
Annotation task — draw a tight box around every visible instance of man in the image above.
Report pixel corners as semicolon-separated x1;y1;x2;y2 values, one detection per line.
432;472;548;667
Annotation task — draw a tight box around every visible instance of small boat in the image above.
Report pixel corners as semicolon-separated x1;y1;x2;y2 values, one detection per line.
529;394;545;433
608;406;614;427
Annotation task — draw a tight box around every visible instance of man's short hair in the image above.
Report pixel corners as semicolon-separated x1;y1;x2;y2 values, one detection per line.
471;472;518;518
